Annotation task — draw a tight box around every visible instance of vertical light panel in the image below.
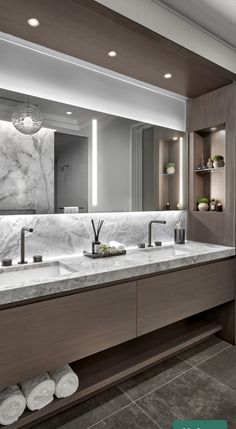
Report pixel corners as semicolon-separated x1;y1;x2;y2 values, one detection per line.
179;137;184;206
92;119;98;206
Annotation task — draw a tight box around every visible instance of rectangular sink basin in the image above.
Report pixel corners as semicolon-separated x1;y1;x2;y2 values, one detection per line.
0;261;75;287
141;245;190;257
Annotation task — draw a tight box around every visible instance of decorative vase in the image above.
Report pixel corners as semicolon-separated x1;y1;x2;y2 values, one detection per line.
166;166;175;174
198;203;209;211
176;202;184;210
213;159;224;168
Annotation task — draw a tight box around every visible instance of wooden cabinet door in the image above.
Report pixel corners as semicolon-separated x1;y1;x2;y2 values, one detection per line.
137;259;235;336
0;282;136;388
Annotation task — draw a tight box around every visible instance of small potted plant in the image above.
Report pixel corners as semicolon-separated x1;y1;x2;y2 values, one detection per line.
213;155;225;168
166;162;175;174
197;197;209;211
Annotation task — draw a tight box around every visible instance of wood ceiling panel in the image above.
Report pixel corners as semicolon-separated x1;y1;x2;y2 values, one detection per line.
0;0;235;98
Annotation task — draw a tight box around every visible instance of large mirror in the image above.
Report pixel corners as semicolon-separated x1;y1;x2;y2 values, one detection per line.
0;88;187;214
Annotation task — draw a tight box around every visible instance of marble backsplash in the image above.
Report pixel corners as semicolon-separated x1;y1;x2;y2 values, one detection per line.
0;211;186;261
0;121;54;214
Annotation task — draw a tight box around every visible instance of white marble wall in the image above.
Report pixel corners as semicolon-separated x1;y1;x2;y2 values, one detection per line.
0;211;186;261
0;121;54;214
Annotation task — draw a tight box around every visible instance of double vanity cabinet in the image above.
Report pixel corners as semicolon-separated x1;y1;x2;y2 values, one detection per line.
0;244;235;428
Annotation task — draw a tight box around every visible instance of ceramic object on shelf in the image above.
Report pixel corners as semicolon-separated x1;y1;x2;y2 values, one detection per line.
207;158;213;169
176;202;184;210
213;155;225;168
197;154;207;170
213;159;225;168
166;162;175;175
166;166;175;174
198;202;209;211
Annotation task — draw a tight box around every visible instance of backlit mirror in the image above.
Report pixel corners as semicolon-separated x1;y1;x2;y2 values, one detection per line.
0;88;187;214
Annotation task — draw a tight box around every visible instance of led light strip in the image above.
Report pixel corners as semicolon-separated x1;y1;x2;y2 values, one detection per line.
92;119;98;206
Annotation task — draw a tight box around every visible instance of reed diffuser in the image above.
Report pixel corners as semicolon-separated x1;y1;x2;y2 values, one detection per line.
91;219;104;254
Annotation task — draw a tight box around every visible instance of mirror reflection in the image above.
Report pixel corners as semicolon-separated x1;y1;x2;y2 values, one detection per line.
0;89;187;214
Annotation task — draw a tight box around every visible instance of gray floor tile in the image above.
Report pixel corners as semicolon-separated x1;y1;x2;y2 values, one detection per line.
92;403;159;429
177;336;231;366
118;356;190;401
137;367;236;429
32;386;131;429
199;345;236;391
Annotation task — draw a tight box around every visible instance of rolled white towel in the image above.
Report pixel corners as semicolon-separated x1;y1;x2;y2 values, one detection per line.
49;364;79;398
109;241;125;251
20;374;55;411
0;385;26;426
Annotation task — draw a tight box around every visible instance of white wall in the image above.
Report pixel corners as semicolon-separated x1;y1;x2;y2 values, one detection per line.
0;34;186;131
95;0;236;74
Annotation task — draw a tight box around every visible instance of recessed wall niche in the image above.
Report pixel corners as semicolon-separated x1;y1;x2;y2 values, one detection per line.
190;124;226;211
158;136;184;211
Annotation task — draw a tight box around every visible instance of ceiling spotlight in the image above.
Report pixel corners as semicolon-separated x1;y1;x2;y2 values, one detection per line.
164;73;172;79
27;18;40;27
210;127;217;131
173;137;178;140
66;111;72;115
108;50;117;58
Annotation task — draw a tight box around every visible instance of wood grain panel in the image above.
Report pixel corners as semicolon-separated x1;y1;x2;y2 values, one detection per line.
0;282;136;388
187;83;236;246
0;0;235;97
137;259;235;336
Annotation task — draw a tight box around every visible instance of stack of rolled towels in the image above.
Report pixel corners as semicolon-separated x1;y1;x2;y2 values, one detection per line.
0;364;79;426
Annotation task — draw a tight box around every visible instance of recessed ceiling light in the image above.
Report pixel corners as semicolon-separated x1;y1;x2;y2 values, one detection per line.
108;50;117;58
210;127;217;131
66;111;72;115
173;137;178;140
27;18;40;27
164;73;172;79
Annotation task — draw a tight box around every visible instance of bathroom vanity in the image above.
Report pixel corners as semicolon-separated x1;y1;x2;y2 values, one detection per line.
0;242;235;428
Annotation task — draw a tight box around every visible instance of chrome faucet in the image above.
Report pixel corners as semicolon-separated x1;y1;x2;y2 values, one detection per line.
147;220;166;247
18;227;34;264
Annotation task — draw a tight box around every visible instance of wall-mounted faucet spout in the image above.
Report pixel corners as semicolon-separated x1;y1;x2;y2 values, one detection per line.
18;227;34;265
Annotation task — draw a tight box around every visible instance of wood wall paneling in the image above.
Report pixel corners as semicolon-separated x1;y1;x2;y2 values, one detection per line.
187;83;236;246
0;0;235;97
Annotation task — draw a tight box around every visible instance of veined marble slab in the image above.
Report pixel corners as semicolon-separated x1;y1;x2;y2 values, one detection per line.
0;210;185;260
0;241;234;305
0;122;54;214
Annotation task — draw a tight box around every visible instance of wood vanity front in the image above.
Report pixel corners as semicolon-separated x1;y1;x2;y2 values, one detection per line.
0;257;235;428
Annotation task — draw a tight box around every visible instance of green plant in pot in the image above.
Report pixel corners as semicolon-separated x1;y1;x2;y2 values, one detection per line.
197;197;209;211
213;154;225;168
166;162;175;174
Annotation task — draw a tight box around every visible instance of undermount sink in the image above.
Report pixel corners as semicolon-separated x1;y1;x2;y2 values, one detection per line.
141;245;190;256
0;261;74;287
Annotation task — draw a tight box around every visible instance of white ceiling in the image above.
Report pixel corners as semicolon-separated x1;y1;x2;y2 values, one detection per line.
155;0;236;49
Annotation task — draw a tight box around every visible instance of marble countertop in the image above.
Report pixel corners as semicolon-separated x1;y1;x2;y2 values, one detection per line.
0;241;234;305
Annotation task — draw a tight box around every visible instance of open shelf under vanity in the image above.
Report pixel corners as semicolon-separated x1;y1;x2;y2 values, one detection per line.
7;317;222;429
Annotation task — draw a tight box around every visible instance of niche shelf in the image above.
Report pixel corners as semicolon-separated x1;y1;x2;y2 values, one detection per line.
190;124;226;212
194;167;224;174
159;172;176;177
6;317;221;429
158;136;183;210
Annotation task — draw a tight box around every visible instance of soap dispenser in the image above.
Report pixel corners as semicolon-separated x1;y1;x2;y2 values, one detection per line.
174;221;185;244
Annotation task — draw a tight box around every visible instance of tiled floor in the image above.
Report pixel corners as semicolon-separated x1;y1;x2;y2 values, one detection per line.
33;336;235;429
